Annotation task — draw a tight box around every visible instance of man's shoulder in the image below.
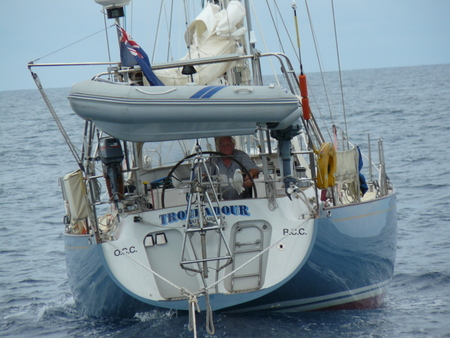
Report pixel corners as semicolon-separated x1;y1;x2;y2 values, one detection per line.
234;149;249;157
233;149;258;169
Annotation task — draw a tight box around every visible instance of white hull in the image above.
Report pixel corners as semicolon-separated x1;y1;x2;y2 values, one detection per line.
102;196;314;304
64;191;397;315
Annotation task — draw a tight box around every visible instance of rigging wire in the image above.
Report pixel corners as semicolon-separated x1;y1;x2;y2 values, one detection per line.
331;0;349;148
304;0;334;140
265;0;286;55
272;1;299;63
30;25;114;63
166;0;175;61
248;0;280;86
151;0;166;63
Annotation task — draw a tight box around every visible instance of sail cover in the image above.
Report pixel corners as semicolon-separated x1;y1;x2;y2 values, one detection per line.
153;1;247;86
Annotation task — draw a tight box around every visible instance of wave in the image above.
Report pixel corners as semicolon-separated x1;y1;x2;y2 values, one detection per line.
392;271;450;291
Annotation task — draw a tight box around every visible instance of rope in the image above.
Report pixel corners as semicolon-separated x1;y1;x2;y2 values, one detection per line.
204;291;215;335
203;215;311;292
106;239;215;336
182;287;215;337
106;211;311;294
105;241;187;292
105;214;312;335
181;288;200;337
135;87;177;95
297;189;315;214
266;179;278;211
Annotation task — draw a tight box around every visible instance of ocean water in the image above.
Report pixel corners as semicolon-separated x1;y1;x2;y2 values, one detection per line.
1;64;450;337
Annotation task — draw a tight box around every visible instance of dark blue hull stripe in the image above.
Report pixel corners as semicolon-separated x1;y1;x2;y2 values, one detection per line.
190;86;226;99
224;279;390;313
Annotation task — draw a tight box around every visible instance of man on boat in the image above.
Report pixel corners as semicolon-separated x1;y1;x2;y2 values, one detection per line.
209;136;260;200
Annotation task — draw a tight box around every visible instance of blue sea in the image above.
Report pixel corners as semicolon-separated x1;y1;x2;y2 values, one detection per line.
1;64;450;337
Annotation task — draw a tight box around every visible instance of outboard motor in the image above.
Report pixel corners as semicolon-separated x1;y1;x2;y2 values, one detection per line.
100;138;125;207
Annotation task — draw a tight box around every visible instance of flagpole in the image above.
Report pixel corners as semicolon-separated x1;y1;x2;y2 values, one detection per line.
243;0;262;86
114;18;123;65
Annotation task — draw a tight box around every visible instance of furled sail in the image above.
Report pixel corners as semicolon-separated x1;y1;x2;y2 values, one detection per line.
153;1;247;86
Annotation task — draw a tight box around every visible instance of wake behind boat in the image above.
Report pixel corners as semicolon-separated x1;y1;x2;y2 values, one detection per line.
29;0;396;335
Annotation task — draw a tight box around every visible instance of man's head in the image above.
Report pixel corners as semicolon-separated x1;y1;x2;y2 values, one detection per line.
216;136;235;155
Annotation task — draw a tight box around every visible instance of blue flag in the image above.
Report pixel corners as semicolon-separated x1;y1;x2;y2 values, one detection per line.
116;25;164;86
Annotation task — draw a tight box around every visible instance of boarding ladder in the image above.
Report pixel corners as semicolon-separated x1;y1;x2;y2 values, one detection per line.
230;223;264;291
179;152;233;279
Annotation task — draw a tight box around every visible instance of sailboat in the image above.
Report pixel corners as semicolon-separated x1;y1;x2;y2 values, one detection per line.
29;0;397;333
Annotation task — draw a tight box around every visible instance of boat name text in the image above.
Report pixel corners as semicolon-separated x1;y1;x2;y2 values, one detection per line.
283;228;307;236
160;205;250;226
114;246;137;256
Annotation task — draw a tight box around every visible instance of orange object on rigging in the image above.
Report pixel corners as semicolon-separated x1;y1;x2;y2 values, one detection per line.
299;74;308;97
299;74;311;120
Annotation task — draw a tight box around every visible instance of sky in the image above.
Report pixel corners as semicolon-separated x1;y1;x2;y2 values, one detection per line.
2;0;450;92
